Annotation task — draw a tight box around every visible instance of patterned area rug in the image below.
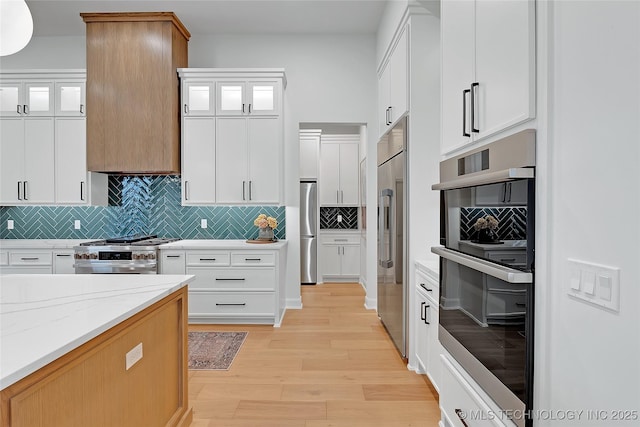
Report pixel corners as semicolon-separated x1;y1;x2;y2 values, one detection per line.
188;331;248;370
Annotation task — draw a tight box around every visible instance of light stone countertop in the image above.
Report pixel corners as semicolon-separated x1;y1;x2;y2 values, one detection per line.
0;274;194;390
158;239;288;250
0;239;96;249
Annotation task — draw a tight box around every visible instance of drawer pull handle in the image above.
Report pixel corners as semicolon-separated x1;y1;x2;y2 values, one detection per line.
215;278;246;281
166;255;181;259
56;254;71;257
21;257;40;261
200;258;216;261
499;258;517;262
455;409;470;427
245;258;261;261
516;302;527;307
419;283;433;292
334;239;348;242
216;303;246;306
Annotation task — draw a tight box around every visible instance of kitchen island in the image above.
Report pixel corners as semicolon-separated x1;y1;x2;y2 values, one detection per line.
0;274;194;427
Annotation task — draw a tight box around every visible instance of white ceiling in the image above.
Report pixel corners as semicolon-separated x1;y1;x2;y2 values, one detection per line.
26;0;389;37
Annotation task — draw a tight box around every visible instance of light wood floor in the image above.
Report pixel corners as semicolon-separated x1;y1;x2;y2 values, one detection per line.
188;282;440;427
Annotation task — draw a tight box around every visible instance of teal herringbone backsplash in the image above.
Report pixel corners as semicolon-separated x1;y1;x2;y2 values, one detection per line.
0;176;286;240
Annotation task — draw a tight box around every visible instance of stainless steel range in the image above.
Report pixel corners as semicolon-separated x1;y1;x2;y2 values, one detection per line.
74;235;180;274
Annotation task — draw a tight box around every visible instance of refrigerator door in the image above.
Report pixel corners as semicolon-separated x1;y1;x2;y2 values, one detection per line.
300;236;317;284
377;124;406;357
300;182;317;237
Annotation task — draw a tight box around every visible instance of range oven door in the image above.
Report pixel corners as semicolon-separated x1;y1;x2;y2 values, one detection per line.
434;247;533;427
74;262;158;274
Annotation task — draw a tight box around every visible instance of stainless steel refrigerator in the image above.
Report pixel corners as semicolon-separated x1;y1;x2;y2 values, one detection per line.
300;181;318;284
377;117;407;357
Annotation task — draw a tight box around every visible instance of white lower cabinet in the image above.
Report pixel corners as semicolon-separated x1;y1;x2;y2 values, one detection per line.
0;250;53;274
415;263;441;392
52;250;75;273
319;233;360;281
160;247;281;324
440;354;516;427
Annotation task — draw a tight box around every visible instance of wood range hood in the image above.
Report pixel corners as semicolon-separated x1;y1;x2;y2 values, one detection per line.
81;12;190;174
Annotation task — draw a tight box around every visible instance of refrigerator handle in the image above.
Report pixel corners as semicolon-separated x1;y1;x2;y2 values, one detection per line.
378;188;394;268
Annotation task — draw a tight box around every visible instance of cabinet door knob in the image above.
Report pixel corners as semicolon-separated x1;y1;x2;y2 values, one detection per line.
80;104;85;114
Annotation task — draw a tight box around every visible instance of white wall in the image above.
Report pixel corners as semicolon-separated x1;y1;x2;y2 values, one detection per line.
535;1;640;424
1;32;378;308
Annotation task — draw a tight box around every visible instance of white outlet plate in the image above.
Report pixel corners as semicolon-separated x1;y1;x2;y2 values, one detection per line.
201;218;207;229
567;258;620;312
125;342;143;370
7;220;14;230
74;220;81;229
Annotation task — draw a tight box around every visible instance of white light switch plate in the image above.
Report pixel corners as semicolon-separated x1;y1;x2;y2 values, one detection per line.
125;342;143;370
201;218;207;229
567;258;620;312
74;220;81;229
7;220;14;230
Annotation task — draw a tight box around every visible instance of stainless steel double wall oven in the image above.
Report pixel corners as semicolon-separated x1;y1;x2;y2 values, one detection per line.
433;130;535;427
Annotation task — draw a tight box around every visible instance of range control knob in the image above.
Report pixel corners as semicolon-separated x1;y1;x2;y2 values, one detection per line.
89;253;98;260
82;253;89;259
148;253;156;260
133;254;140;260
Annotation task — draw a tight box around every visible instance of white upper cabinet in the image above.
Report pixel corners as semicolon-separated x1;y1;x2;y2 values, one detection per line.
178;69;286;205
216;116;281;204
0;71;107;206
55;118;87;203
55;82;85;116
0;81;54;117
182;117;216;205
319;136;359;206
441;0;535;155
378;25;408;136
182;81;215;116
216;81;280;116
299;129;320;180
0;117;55;204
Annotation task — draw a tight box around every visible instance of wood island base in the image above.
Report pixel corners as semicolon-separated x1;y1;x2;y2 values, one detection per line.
0;287;191;427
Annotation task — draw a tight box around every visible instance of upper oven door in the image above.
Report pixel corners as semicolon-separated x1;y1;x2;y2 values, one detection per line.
433;129;536;272
441;178;534;271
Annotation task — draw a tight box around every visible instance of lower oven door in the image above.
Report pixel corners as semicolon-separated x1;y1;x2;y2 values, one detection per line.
433;246;533;427
74;262;157;274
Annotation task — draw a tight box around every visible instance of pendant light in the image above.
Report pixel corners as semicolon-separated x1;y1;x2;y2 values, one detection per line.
0;0;34;56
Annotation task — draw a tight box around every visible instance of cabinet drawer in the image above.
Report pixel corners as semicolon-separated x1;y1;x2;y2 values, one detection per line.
188;291;275;316
186;267;276;291
416;269;439;303
231;252;275;267
0;251;7;266
320;234;360;245
441;356;506;427
186;251;230;266
9;252;52;266
486;251;527;265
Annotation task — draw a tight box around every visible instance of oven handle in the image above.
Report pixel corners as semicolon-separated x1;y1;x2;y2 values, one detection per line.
431;246;532;283
431;167;534;191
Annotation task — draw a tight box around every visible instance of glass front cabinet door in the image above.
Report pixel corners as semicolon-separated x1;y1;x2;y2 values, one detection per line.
183;81;215;116
55;82;85;116
0;82;54;117
216;81;280;116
